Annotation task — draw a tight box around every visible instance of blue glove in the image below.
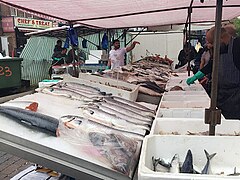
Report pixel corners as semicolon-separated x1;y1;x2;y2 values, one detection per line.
186;71;205;85
105;66;110;70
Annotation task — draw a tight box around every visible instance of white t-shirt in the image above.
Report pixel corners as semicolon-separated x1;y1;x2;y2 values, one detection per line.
109;48;127;69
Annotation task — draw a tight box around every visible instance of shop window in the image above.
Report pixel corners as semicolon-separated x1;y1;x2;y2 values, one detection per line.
10;7;17;16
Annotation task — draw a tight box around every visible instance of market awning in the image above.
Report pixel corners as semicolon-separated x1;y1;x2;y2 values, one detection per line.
1;0;240;29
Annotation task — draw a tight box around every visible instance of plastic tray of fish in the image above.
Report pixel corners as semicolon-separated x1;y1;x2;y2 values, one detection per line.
138;135;240;180
64;74;140;101
162;95;210;102
150;118;240;136
159;100;210;109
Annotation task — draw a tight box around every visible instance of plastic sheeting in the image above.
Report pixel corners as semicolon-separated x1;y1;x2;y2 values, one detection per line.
1;0;240;28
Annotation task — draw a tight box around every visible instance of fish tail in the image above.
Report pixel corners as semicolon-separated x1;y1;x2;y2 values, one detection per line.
204;149;217;160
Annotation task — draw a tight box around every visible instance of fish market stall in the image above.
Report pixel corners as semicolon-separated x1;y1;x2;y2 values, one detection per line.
0;77;156;179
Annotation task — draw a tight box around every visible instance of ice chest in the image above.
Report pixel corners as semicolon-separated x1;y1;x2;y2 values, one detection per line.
150;118;240;135
138;135;240;180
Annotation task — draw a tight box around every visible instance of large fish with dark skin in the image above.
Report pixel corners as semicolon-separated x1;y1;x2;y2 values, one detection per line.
0;106;59;136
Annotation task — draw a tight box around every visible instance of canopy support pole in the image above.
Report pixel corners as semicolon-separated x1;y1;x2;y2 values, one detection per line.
205;0;223;136
187;6;192;76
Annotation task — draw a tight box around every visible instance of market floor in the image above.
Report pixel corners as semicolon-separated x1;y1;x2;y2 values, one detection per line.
0;151;32;180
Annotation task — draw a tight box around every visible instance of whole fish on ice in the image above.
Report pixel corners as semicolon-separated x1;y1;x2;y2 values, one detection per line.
0;106;59;136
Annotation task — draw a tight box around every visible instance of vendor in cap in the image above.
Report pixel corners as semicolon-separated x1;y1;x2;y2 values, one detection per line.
186;25;240;119
106;39;140;70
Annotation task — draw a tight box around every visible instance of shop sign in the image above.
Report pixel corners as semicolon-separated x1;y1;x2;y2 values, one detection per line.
14;17;53;29
2;17;14;33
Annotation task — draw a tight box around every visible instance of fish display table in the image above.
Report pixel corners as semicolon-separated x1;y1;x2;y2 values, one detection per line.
0;93;142;180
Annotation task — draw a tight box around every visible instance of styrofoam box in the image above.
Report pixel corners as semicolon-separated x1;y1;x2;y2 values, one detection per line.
156;108;205;118
164;91;208;96
160;101;210;108
162;95;209;101
63;74;139;101
165;84;205;91
150;118;239;135
139;135;240;180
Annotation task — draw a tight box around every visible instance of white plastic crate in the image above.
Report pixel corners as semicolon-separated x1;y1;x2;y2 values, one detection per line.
138;135;240;180
164;91;208;96
150;118;240;135
63;74;139;101
162;95;209;101
159;100;210;109
156;107;205;118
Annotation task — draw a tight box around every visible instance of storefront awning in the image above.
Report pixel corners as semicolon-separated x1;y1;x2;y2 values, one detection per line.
1;0;240;29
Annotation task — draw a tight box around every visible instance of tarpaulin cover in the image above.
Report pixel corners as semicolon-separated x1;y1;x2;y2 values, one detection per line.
1;0;240;28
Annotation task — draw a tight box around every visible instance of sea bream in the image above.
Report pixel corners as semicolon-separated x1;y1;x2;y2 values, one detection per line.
0;106;59;136
82;107;147;137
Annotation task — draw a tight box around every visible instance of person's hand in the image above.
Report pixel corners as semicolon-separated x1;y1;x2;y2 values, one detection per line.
133;41;140;45
186;71;205;85
186;76;197;85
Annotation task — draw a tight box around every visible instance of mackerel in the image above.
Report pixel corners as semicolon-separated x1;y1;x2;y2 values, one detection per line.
0;106;59;136
82;107;146;136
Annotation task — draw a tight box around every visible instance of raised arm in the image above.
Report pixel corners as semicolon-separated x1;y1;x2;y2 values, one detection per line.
126;41;140;52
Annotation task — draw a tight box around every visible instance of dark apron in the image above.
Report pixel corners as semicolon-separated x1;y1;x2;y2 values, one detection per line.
217;38;240;119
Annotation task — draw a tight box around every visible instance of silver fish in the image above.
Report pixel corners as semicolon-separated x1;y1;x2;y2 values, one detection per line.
82;107;146;137
104;97;155;118
112;96;155;112
201;149;216;174
170;154;180;173
61;82;104;94
41;87;97;102
92;103;151;128
60;115;143;140
0;106;59;136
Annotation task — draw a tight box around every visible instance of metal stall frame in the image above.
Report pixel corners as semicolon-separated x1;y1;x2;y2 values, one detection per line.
0;126;134;180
